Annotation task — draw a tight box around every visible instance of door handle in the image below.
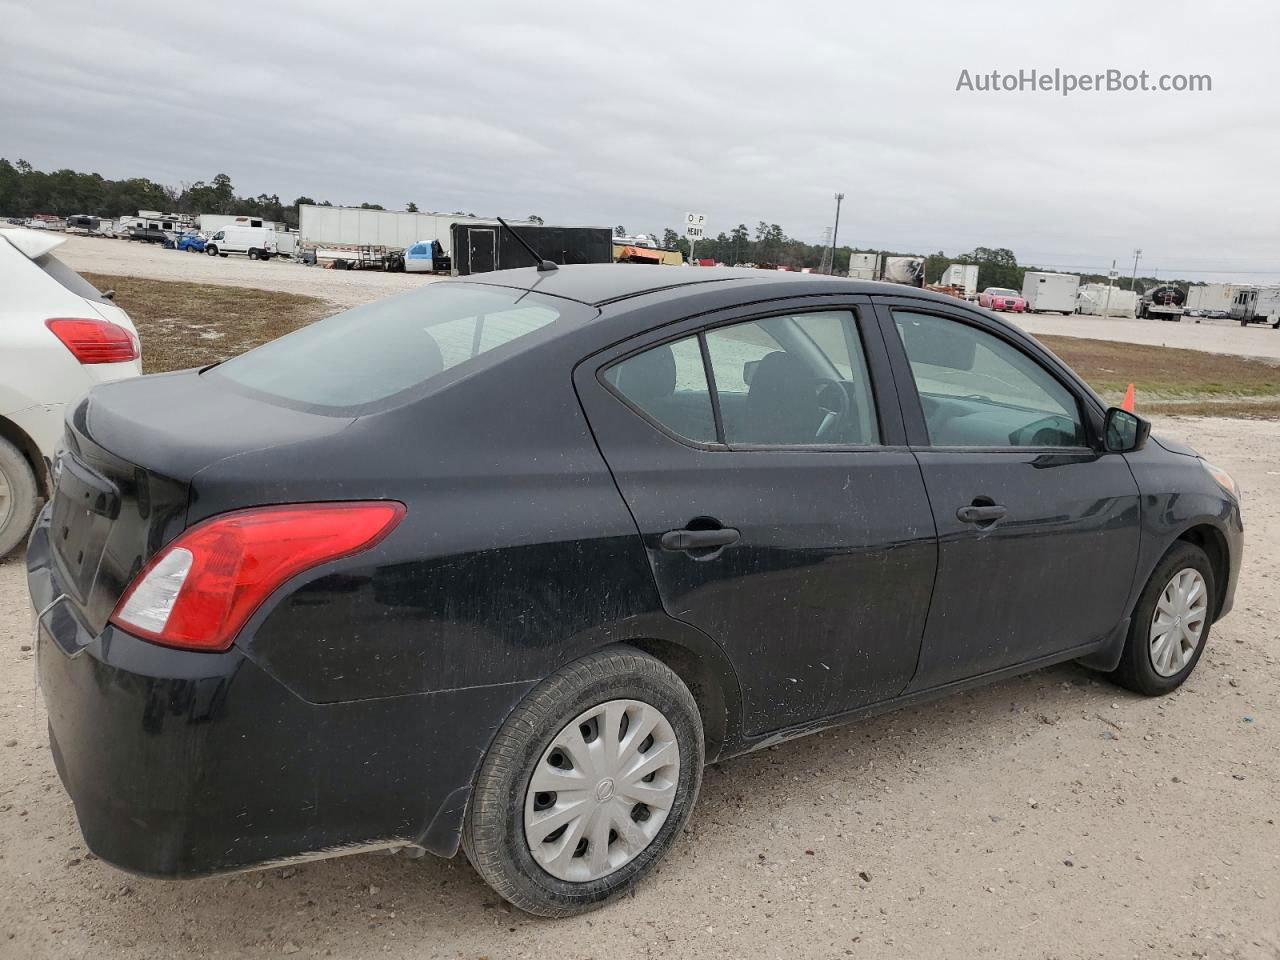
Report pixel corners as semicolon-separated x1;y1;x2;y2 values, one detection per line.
659;527;741;552
956;504;1007;525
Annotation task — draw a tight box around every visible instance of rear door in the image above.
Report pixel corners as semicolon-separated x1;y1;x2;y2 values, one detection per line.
873;298;1141;691
468;227;497;273
576;296;938;735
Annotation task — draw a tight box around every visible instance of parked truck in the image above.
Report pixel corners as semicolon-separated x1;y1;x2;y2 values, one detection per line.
939;263;979;298
846;252;926;287
1021;272;1080;314
1137;284;1186;321
1229;286;1280;327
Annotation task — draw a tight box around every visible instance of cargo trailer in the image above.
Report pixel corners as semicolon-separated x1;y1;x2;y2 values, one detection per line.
1230;286;1280;327
845;252;925;287
1185;282;1245;318
1075;283;1137;318
449;223;613;275
939;263;979;298
1021;272;1080;313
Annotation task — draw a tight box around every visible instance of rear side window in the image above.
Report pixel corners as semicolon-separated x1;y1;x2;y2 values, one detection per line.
893;310;1085;448
605;310;879;447
213;284;570;412
604;336;716;443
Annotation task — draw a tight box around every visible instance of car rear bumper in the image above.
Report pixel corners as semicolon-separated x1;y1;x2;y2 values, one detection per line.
28;510;532;878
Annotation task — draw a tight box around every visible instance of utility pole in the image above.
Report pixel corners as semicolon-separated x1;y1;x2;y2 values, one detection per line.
825;193;845;275
1130;248;1142;292
1102;258;1116;319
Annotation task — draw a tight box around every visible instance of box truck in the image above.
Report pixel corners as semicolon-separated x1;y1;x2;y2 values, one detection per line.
939;263;979;297
1021;272;1080;313
846;253;926;287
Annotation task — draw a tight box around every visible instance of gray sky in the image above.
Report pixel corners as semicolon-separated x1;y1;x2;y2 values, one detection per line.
3;0;1278;281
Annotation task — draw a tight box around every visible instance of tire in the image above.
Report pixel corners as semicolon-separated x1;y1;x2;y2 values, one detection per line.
463;646;704;917
1108;542;1215;696
0;436;40;556
206;246;218;257
248;248;260;260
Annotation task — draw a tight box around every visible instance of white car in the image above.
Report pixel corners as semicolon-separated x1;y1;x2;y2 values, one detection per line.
0;228;142;553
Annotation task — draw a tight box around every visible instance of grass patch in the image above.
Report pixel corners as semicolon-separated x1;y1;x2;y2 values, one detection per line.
1040;334;1280;417
84;273;332;374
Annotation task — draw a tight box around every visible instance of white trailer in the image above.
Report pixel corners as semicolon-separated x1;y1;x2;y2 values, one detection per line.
844;252;925;286
939;263;979;297
1186;282;1244;318
298;205;533;259
198;214;287;233
1075;283;1137;318
1021;272;1080;314
1230;286;1280;327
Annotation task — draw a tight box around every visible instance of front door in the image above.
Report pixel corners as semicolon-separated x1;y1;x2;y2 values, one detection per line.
468;227;497;273
876;302;1142;691
576;299;938;735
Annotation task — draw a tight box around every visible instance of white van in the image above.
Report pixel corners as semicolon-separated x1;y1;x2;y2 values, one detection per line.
205;225;277;261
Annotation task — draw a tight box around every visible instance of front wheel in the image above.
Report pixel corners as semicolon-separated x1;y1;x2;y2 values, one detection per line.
1108;542;1215;695
463;647;704;917
0;437;40;556
206;246;218;257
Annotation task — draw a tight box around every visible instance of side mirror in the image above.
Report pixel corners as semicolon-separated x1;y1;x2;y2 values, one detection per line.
1104;407;1150;453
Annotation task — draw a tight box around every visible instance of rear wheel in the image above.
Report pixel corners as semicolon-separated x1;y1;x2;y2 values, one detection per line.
463;647;704;917
1109;542;1214;695
0;437;39;556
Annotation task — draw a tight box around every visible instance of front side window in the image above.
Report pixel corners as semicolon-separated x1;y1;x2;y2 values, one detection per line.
605;310;879;447
213;283;570;412
893;310;1085;448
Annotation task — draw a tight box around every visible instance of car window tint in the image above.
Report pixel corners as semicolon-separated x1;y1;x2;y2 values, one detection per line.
704;311;879;446
893;310;1085;448
213;284;567;412
604;336;717;443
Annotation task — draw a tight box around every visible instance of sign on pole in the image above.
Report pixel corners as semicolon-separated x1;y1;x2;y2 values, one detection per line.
685;212;706;264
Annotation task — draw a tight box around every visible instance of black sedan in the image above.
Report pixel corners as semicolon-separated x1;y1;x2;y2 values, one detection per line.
28;265;1242;916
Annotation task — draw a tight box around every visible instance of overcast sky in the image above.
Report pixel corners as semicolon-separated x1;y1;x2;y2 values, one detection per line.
3;0;1277;280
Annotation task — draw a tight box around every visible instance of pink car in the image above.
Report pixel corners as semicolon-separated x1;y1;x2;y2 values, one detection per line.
979;287;1026;312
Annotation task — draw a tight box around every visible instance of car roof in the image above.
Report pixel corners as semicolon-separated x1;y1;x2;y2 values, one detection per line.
452;263;965;309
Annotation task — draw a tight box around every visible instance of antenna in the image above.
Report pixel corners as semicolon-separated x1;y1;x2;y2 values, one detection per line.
496;217;558;272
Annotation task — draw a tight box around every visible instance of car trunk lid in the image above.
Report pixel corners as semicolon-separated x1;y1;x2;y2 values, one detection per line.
50;370;355;634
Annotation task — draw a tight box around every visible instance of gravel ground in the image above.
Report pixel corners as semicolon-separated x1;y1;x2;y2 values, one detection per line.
50;235;436;308
46;236;1280;361
0;416;1277;959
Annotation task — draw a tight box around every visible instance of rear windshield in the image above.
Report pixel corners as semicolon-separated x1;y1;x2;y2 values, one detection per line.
35;253;109;303
211;283;572;412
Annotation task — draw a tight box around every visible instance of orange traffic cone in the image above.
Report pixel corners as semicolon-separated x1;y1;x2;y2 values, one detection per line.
1121;383;1135;412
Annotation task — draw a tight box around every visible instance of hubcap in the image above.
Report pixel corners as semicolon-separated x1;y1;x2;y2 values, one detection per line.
1150;567;1208;677
523;699;680;883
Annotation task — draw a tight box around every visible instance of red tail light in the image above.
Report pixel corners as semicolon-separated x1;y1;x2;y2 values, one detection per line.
110;501;406;652
46;317;139;364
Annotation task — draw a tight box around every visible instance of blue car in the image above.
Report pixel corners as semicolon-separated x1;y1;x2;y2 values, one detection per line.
176;232;206;253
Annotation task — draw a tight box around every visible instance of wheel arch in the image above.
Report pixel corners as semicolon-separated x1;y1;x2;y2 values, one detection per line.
1174;522;1230;621
0;413;50;499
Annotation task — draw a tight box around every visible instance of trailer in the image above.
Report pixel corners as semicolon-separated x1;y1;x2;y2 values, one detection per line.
1230;286;1280;327
1075;283;1137;318
939;263;979;298
1185;282;1245;318
1021;272;1080;314
450;223;613;275
846;253;926;287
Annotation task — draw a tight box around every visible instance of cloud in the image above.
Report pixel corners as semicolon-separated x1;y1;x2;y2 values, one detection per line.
2;0;1277;279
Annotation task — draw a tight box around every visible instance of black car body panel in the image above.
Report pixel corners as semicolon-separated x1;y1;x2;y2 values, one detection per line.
29;266;1243;879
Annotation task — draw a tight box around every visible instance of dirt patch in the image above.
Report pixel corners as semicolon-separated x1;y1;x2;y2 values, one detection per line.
84;273;334;374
